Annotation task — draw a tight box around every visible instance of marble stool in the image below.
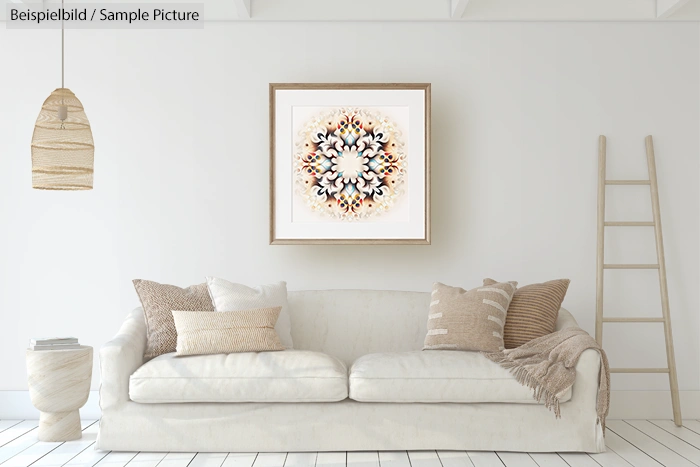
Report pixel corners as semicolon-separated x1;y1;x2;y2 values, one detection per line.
26;346;93;441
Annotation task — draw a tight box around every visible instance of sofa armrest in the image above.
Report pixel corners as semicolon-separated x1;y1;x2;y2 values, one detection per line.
555;309;604;418
573;347;602;409
99;308;147;409
555;308;579;331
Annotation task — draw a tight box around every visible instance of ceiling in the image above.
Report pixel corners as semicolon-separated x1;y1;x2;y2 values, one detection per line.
2;0;700;22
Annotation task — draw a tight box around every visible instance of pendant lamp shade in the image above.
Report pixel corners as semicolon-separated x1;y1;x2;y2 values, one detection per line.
31;88;94;190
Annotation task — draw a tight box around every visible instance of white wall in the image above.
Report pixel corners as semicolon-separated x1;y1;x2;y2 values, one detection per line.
0;23;698;398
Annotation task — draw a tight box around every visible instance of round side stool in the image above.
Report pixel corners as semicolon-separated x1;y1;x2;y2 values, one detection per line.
26;346;93;441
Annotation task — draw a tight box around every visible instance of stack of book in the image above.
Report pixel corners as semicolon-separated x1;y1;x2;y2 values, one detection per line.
29;337;80;351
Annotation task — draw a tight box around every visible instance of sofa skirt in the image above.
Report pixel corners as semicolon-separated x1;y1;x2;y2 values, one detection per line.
96;398;605;453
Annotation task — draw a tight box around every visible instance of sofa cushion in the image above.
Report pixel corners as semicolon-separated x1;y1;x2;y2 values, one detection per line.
130;350;348;403
349;351;571;404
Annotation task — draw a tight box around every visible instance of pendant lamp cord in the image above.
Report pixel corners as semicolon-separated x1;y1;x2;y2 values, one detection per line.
61;0;64;88
59;0;65;129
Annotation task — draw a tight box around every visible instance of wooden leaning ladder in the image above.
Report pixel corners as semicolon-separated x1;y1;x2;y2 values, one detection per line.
596;135;682;426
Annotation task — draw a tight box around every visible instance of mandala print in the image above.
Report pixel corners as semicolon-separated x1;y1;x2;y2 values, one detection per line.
294;108;406;221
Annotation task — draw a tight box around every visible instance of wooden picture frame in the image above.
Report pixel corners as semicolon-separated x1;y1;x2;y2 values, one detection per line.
270;83;431;245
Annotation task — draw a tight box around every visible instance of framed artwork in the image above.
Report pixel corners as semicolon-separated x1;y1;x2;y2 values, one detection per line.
270;83;431;245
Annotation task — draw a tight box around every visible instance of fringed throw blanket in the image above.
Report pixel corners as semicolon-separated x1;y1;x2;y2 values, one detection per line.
483;327;610;431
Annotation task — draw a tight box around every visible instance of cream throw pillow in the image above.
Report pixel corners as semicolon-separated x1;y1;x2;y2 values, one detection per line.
423;281;517;352
206;278;294;349
172;307;284;356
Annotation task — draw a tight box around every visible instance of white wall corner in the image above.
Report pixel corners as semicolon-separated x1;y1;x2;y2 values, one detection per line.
234;0;251;19
450;0;469;19
656;0;690;18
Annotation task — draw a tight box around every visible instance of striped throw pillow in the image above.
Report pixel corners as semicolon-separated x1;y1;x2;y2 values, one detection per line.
423;281;517;352
484;278;570;349
172;307;284;356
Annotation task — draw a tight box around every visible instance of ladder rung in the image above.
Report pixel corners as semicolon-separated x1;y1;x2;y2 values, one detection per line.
610;368;670;374
602;317;665;323
604;264;660;269
605;180;651;185
604;221;655;227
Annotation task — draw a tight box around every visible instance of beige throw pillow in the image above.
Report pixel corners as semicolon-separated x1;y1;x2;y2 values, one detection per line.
484;278;570;349
172;307;284;356
423;281;517;352
133;279;215;359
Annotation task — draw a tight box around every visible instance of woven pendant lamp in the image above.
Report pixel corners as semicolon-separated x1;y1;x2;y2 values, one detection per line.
31;5;94;191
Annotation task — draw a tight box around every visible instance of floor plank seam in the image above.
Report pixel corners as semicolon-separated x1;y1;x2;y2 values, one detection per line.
1;426;38;449
602;431;643;464
27;442;64;467
13;419;700;467
607;424;667;467
624;420;700;466
684;423;700;437
60;441;95;467
0;422;23;435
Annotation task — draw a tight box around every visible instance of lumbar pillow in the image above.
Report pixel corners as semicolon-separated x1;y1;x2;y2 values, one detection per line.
172;307;284;356
484;278;570;349
133;279;215;359
206;278;294;349
423;281;517;352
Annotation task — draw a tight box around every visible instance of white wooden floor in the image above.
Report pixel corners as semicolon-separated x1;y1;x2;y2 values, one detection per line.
3;419;700;467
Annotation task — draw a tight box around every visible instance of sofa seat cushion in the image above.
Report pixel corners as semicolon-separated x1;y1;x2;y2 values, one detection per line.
349;351;571;404
130;350;348;403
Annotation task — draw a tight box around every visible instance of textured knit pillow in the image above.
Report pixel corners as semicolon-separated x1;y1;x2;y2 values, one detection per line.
423;281;517;352
133;279;215;359
172;307;284;356
206;278;294;349
484;278;571;349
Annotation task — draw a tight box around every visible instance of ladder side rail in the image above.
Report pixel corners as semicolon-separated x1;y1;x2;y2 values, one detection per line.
595;135;607;345
645;135;682;426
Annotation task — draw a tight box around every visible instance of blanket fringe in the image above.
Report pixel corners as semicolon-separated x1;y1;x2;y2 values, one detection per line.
482;328;609;436
483;352;562;418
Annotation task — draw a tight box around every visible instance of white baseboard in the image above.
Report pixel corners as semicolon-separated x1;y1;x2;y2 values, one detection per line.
608;390;700;420
0;390;697;420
